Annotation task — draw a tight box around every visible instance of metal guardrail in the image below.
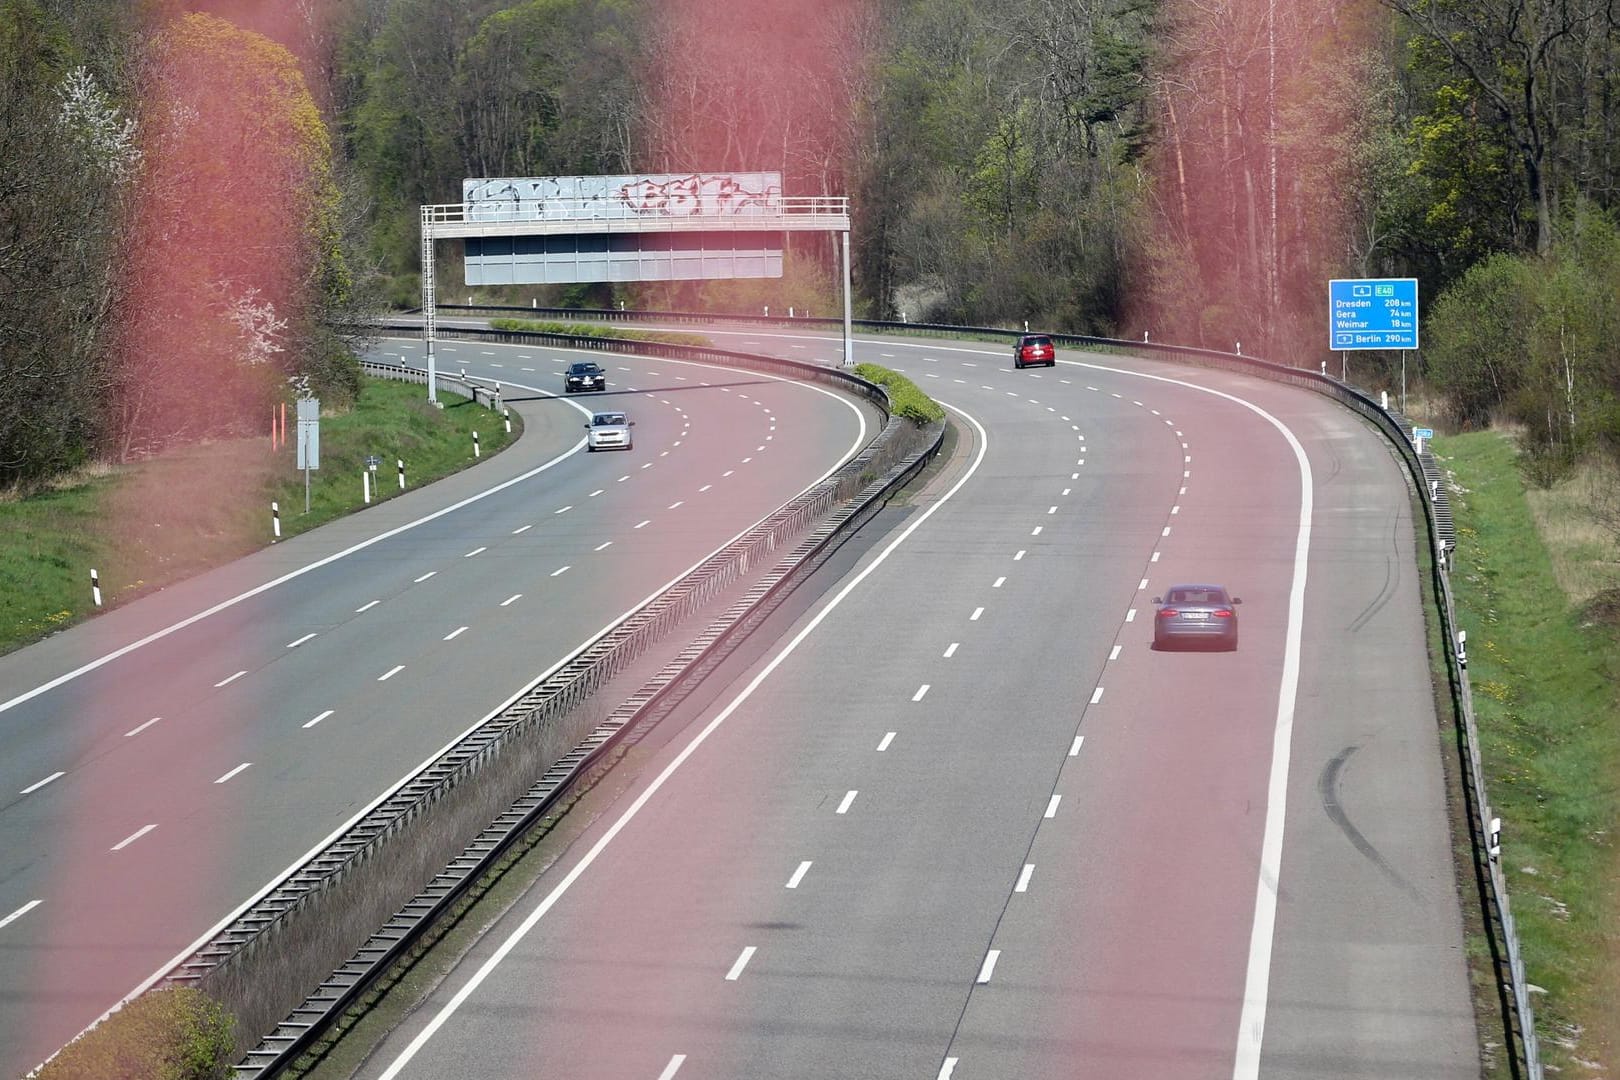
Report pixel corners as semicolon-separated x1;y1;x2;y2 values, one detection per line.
174;331;938;1076
404;304;1539;1076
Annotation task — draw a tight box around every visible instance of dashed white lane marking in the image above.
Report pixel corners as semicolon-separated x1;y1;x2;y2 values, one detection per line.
554;505;573;515
416;571;440;583
1070;735;1085;757
1185;455;1192;463
125;718;161;737
970;607;984;621
662;451;671;458
589;489;604;497
1031;526;1043;536
1090;687;1105;705
1062;488;1071;496
1044;795;1062;819
657;1054;686;1080
1152;552;1161;562
214;762;251;785
444;626;468;641
634;520;651;530
1126;608;1137;622
111;824;157;851
618;475;630;483
0;900;42;930
786;861;813;889
836;790;858;814
723;470;734;477
1047;506;1058;515
1139;578;1150;589
464;547;486;558
1015;864;1035;893
699;484;712;492
356;600;381;613
725;946;757;981
741;456;753;463
1072;473;1079;480
669;501;684;510
877;732;896;752
595;541;613;552
912;684;930;702
944;642;959;657
20;771;64;795
551;566;571;577
1184;470;1191;478
214;670;247;688
1162;526;1172;537
1180;486;1187;495
286;633;317;649
378;665;405;682
643;462;656;469
1014;550;1025;561
501;594;523;606
1172;505;1181;514
976;950;1001;984
1109;645;1122;661
938;1059;959;1080
303;710;334;729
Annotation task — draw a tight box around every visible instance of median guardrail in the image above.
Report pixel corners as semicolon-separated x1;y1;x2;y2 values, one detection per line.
157;329;941;1075
408;303;1536;1077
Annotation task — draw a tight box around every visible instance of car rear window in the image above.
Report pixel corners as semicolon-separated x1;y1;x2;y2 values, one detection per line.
1024;336;1052;347
1168;588;1225;604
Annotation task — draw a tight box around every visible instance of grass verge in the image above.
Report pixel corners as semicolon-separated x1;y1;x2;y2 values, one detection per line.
852;363;946;425
488;317;711;347
1436;430;1620;1074
0;377;515;657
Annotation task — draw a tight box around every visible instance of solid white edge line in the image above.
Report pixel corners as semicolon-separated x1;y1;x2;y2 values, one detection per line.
7;325;880;720
0;900;43;930
50;348;872;1077
374;401;987;1080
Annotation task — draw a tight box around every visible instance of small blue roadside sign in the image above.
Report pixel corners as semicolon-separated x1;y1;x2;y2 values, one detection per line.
1329;278;1418;350
1412;427;1434;440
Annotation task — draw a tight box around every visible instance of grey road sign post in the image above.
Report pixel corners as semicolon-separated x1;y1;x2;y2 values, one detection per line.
296;398;320;513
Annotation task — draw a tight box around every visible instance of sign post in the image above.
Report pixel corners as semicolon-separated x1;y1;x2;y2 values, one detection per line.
1328;278;1418;410
296;398;320;513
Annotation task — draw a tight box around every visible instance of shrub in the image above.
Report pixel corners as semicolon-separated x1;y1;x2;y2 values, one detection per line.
37;987;235;1080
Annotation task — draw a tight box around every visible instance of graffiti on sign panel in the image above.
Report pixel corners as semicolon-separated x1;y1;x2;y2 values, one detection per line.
615;174;781;216
463;173;783;222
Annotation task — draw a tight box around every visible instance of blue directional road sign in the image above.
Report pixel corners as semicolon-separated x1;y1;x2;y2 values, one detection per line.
1329;278;1418;350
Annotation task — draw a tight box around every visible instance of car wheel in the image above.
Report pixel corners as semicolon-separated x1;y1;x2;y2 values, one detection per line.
1048;360;1057;367
1227;633;1239;652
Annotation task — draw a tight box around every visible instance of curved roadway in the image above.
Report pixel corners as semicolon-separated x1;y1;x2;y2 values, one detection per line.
0;341;876;1076
355;329;1480;1080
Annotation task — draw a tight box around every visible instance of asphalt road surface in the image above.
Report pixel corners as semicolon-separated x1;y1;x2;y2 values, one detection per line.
356;330;1479;1080
0;339;876;1076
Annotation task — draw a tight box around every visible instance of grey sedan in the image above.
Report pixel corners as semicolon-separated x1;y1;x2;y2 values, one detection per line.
1152;584;1241;650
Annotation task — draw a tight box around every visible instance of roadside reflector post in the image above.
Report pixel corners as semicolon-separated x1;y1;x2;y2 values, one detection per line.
504;409;512;434
1382;390;1389;410
1457;629;1468;669
1143;330;1149;343
1488;816;1501;860
473;431;481;458
272;501;281;540
91;568;102;607
397;459;405;490
363;470;371;504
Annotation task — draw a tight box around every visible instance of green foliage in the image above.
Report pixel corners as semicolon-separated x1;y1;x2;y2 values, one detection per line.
488;319;710;347
853;363;946;426
1439;432;1620;1069
37;987;235;1080
1427;205;1620;479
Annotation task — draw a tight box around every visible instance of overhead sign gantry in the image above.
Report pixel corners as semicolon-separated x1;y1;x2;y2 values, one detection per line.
420;173;854;401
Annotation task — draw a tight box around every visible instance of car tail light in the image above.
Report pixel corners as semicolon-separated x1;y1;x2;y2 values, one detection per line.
1213;609;1233;618
1158;608;1178;617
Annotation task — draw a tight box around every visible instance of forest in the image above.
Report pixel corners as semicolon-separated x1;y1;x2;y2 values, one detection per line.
2;0;1619;487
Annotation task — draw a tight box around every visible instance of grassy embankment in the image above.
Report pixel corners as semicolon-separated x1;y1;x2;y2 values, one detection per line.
0;377;513;656
1437;431;1620;1073
487;317;710;347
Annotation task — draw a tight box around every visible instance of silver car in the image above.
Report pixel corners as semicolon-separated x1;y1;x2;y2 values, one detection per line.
1152;584;1241;650
584;410;633;452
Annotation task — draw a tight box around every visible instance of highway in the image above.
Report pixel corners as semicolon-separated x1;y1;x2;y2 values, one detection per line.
354;329;1481;1079
0;340;876;1077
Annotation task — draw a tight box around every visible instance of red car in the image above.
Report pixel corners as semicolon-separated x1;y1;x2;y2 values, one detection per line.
1013;333;1056;368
